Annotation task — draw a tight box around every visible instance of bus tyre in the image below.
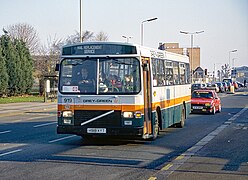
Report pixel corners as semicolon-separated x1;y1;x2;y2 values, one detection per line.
153;111;159;140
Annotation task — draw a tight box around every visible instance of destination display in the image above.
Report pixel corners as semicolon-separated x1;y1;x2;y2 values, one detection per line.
62;44;137;55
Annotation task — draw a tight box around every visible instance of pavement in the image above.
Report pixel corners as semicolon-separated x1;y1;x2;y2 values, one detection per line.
0;102;56;117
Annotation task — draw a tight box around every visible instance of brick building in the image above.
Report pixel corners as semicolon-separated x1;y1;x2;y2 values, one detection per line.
158;43;200;72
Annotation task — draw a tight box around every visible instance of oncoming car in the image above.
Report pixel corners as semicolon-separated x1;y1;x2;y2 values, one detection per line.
191;89;221;114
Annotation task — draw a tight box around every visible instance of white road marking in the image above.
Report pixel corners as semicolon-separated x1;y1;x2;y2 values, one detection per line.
49;135;77;143
33;122;57;128
0;149;22;157
0;130;11;134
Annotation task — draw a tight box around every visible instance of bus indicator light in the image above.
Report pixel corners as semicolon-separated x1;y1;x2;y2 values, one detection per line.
135;112;142;118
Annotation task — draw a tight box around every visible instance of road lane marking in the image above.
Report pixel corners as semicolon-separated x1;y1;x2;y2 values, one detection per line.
0;149;22;157
33;122;57;128
13;115;56;123
0;130;11;134
175;155;185;160
49;135;77;143
148;177;157;180
27;115;55;121
161;164;173;171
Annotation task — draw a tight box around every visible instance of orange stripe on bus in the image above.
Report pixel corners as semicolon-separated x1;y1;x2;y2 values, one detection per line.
58;95;191;112
58;104;145;113
152;95;191;110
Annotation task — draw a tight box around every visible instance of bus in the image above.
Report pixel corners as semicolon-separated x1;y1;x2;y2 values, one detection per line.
56;42;191;140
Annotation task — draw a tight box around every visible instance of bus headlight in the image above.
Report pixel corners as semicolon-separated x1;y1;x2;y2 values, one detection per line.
123;112;134;118
62;110;73;117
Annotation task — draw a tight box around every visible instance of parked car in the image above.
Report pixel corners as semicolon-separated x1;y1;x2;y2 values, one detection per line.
223;78;235;91
223;78;233;84
191;89;221;114
206;83;220;93
233;81;238;89
191;83;206;92
236;81;244;88
216;82;225;92
226;82;232;91
221;82;228;91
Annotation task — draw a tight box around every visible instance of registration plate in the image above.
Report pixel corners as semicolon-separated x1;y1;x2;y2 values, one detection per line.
192;106;203;109
87;128;106;134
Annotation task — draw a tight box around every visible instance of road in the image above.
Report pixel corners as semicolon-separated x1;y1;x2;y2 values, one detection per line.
0;89;248;180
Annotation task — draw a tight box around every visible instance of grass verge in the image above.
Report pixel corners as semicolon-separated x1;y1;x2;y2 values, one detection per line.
0;96;44;104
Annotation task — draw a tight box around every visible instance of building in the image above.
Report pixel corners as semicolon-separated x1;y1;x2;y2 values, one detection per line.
158;43;201;72
234;66;248;83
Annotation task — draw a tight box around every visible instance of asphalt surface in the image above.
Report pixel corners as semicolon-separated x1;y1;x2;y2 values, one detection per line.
0;89;247;180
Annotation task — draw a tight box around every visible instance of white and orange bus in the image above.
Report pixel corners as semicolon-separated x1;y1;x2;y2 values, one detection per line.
57;42;191;140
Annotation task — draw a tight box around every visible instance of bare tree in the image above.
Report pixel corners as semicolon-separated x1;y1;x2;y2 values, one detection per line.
94;31;109;41
221;64;231;78
7;23;40;54
65;30;94;45
34;35;63;76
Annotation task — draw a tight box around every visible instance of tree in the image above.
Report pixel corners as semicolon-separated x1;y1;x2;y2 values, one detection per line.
65;30;94;45
0;40;8;95
221;64;231;78
6;23;40;54
94;31;109;41
22;42;34;93
1;35;20;95
34;35;62;77
14;40;34;94
0;33;34;96
33;35;62;95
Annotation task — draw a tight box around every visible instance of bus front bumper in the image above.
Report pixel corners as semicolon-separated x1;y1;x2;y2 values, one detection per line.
57;125;144;138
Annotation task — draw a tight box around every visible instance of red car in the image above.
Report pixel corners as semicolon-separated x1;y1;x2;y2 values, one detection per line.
191;89;221;114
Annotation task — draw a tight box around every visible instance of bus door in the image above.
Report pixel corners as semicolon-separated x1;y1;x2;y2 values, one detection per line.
142;57;152;135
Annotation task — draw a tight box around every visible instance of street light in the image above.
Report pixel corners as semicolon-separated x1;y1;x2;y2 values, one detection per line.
228;49;237;67
232;58;237;69
79;0;83;42
141;17;158;45
122;35;133;43
180;30;204;82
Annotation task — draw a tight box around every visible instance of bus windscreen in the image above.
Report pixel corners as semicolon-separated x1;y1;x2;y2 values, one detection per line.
59;57;141;95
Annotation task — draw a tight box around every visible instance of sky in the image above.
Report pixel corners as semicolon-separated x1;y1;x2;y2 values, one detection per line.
0;0;247;72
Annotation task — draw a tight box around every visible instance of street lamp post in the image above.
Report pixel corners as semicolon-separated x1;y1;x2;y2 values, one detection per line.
122;35;133;43
232;58;237;69
141;17;158;46
180;30;204;82
228;49;237;68
80;0;83;42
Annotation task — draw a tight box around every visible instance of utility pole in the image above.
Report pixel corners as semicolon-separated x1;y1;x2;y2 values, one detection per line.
80;0;83;42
